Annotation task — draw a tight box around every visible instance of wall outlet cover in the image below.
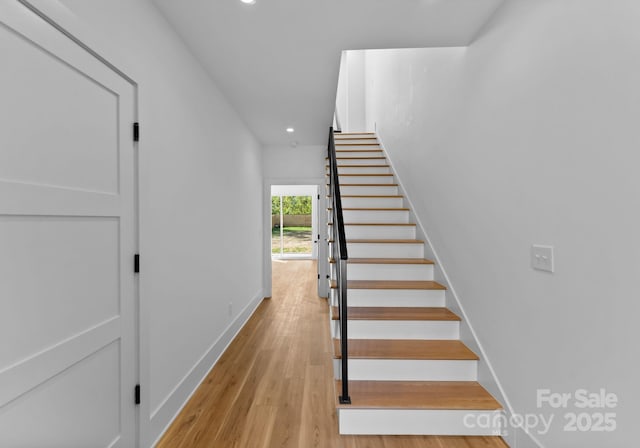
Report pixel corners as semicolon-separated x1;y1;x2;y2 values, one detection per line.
531;245;554;273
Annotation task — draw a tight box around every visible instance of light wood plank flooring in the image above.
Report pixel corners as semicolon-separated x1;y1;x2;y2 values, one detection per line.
156;260;508;448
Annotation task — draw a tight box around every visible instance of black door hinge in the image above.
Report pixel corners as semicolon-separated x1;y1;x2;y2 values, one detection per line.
135;384;141;405
318;274;320;279
317;194;320;200
134;254;140;273
133;122;140;142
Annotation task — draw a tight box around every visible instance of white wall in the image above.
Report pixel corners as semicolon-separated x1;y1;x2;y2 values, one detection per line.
335;51;367;133
335;52;348;132
271;184;318;197
48;0;264;445
346;51;367;132
364;1;640;446
263;144;326;181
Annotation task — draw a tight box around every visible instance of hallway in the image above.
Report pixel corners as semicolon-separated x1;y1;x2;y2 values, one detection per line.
157;260;507;447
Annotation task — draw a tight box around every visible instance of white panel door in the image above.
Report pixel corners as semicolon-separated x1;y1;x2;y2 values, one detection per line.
0;3;137;448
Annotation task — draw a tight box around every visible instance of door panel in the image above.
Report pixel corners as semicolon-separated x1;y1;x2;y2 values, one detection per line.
0;23;119;193
0;216;119;368
0;2;136;447
0;342;121;448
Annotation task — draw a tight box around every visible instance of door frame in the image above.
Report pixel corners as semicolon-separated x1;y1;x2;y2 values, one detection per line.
14;1;144;445
263;178;327;299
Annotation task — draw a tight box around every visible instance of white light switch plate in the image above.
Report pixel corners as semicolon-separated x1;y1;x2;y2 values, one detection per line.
531;245;554;273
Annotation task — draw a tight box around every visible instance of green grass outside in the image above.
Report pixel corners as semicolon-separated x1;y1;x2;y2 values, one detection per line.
272;247;311;254
272;226;312;254
271;226;311;233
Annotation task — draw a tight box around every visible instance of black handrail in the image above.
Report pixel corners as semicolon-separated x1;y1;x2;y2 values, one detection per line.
327;127;350;404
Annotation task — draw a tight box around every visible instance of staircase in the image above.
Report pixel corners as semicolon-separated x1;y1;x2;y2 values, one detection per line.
327;132;504;436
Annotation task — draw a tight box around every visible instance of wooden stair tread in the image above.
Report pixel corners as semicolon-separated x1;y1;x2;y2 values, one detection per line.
327;183;398;187
336;147;382;151
332;339;476;360
348;257;433;264
337;194;400;198
334;132;375;135
326;183;398;187
328;222;415;226
328;207;409;211
329;257;431;264
329;257;434;265
326;173;393;176
347;238;422;243
330;279;446;290
326;157;387;160
329;256;431;264
335;381;502;410
330;306;459;321
334;136;378;140
328;238;421;243
326;165;390;168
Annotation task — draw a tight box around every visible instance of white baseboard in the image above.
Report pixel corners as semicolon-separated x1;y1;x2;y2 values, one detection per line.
148;290;265;447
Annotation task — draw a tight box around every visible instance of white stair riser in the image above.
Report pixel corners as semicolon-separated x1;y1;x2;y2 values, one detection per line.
335;152;383;159
334;359;476;381
329;166;391;175
328;287;345;309
335;133;375;139
338;409;503;436
338;185;398;195
341;225;416;239
332;262;435;280
340;196;402;208
333;210;409;224
347;242;423;258
343;289;446;307
347;263;434;281
336;145;381;150
331;320;459;340
334;138;378;144
338;175;394;184
335;158;387;166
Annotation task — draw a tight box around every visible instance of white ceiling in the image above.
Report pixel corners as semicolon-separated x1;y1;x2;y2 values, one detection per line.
152;0;503;146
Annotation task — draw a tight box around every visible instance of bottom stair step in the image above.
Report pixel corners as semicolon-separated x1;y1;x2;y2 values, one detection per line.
335;380;503;436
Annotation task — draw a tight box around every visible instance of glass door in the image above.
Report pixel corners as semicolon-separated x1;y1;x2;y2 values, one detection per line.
272;194;314;258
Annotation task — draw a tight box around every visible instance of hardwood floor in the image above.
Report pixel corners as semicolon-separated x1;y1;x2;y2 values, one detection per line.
156;260;508;448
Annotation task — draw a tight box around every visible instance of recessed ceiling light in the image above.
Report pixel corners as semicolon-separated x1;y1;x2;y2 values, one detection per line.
240;0;256;4
286;127;295;133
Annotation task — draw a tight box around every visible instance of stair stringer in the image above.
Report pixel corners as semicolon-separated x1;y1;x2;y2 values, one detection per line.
376;132;525;447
